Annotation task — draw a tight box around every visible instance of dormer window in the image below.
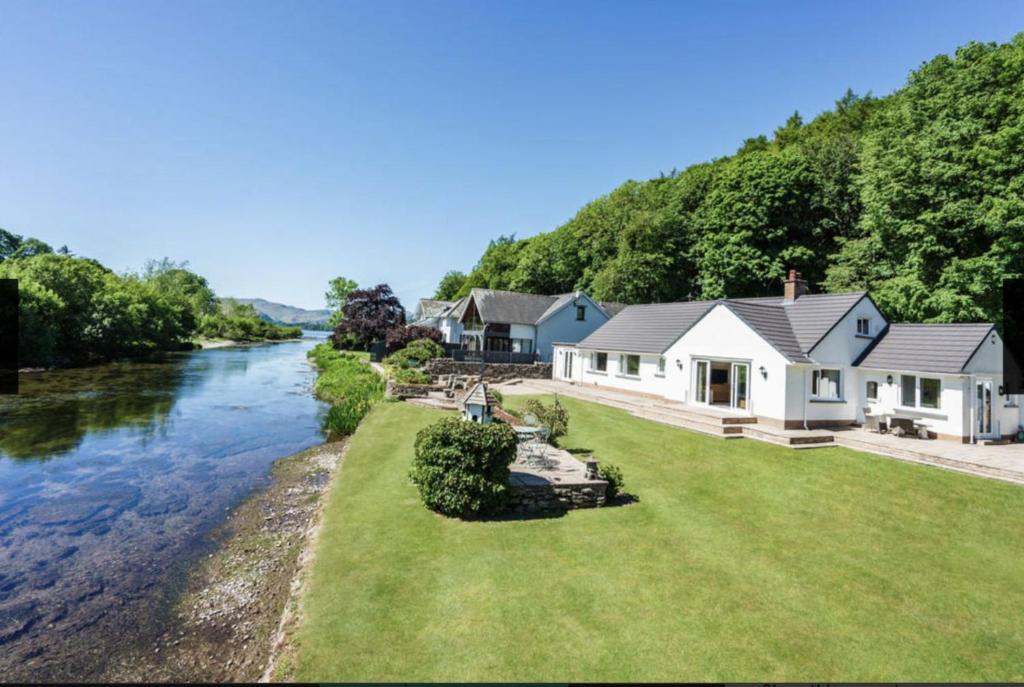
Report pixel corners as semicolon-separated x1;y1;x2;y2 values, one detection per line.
576;305;586;321
856;317;871;336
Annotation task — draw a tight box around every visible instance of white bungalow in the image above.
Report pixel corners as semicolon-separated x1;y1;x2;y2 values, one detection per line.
553;271;1021;443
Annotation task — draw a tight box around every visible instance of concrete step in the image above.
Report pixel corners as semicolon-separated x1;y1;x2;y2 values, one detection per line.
649;402;759;425
741;425;835;448
631;408;742;439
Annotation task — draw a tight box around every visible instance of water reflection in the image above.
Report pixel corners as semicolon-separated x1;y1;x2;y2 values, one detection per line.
0;335;328;681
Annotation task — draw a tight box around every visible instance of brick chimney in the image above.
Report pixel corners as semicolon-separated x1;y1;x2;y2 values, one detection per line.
783;269;809;302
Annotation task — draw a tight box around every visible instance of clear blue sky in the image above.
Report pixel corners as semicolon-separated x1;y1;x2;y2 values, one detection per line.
1;1;1021;310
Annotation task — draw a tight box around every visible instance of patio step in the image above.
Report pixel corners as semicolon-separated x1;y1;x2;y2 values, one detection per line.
631;408;744;439
650;402;759;425
740;425;835;449
833;435;1024;485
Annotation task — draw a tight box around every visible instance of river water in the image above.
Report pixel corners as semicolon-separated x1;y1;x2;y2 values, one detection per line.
0;334;329;681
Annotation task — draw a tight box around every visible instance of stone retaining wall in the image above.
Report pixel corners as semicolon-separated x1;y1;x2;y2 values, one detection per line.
508;481;607;514
385;380;443;399
424;359;552;382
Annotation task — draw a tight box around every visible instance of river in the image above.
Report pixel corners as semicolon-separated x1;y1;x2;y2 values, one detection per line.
0;334;329;681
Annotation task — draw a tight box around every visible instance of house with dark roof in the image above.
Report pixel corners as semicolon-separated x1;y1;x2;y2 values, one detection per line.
423;288;624;363
553;271;1020;442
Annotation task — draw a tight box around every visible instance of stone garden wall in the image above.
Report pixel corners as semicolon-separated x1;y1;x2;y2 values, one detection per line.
385;380;443;399
424;359;552;382
508;481;607;514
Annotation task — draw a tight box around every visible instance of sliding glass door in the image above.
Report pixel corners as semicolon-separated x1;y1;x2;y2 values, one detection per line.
731;363;748;410
694;360;709;404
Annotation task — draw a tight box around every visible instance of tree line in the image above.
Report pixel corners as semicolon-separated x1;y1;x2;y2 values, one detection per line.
436;35;1024;326
0;229;299;368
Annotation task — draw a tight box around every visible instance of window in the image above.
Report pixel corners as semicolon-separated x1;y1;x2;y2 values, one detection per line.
866;380;878;401
921;378;941;409
619;354;639;376
593;352;607;372
576;305;586;321
657;356;666;376
857;317;871;336
812;368;841;399
901;375;916;407
511;338;532;354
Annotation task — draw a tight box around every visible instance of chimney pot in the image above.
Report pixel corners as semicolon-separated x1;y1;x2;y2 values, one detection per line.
783;269;809;301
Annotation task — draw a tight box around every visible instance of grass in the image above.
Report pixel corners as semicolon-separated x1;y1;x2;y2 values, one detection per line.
307;344;383;437
285;395;1024;681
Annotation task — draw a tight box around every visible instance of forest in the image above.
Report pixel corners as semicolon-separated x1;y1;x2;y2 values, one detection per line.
437;35;1024;326
0;230;299;368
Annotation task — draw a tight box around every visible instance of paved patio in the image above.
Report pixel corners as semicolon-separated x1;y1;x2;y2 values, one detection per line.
495;378;1024;486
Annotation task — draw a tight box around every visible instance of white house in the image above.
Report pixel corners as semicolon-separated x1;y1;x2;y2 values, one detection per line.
553;271;1021;443
424;288;624;363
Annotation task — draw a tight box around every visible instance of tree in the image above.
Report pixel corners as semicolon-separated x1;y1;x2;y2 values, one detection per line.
333;283;405;349
433;270;467;300
325;276;358;327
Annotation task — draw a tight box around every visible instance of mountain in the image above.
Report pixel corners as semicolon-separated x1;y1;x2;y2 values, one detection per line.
229;298;332;326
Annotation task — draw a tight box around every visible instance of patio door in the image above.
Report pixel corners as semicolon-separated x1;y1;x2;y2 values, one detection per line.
731;363;749;411
563;351;574;379
977;378;995;438
694;359;709;404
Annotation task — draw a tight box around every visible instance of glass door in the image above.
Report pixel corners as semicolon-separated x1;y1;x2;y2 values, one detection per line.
977;379;993;437
731;363;749;411
564;352;574;379
694;360;709;404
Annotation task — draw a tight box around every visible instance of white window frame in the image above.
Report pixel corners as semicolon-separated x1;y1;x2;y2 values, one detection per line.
900;374;917;408
856;317;871;336
865;380;879;402
591;352;607;373
618;353;640;378
656;356;666;377
811;368;843;400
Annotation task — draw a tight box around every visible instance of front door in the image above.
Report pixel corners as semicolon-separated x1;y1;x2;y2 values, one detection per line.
563;351;574;379
731;363;749;411
977;379;994;438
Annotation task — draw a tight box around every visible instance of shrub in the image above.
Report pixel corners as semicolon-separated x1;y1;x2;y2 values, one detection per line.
385;325;443;347
598;462;625;500
392;367;431;384
410;417;518;517
384;338;445;369
490;389;504;407
308;343;385;437
521;398;569;442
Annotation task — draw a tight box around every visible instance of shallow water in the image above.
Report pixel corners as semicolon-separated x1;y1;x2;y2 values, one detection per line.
0;335;328;680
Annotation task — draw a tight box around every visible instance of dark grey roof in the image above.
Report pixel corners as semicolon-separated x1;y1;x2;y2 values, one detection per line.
854;323;995;374
731;292;866;353
575;301;717;354
470;289;559;325
416;298;453;319
575;291;867;361
599;302;627;317
721;300;812;363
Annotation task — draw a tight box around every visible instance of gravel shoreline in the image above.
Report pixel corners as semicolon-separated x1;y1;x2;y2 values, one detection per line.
100;441;347;682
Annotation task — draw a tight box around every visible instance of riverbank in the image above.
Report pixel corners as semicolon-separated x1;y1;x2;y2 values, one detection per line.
101;440;346;682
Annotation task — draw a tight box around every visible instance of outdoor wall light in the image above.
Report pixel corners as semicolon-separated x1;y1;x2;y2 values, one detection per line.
886;374;894;384
759;366;767;379
675;359;683;369
999;384;1006;396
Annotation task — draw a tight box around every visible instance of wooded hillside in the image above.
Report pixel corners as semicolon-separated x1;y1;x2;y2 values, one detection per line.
443;35;1024;325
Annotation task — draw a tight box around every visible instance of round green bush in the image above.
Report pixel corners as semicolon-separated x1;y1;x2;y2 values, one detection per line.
598;462;625;500
410;417;518;517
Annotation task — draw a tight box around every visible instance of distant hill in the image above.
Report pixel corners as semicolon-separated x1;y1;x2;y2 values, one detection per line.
228;298;332;327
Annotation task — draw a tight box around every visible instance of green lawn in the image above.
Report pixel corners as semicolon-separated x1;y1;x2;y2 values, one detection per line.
286;396;1024;681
